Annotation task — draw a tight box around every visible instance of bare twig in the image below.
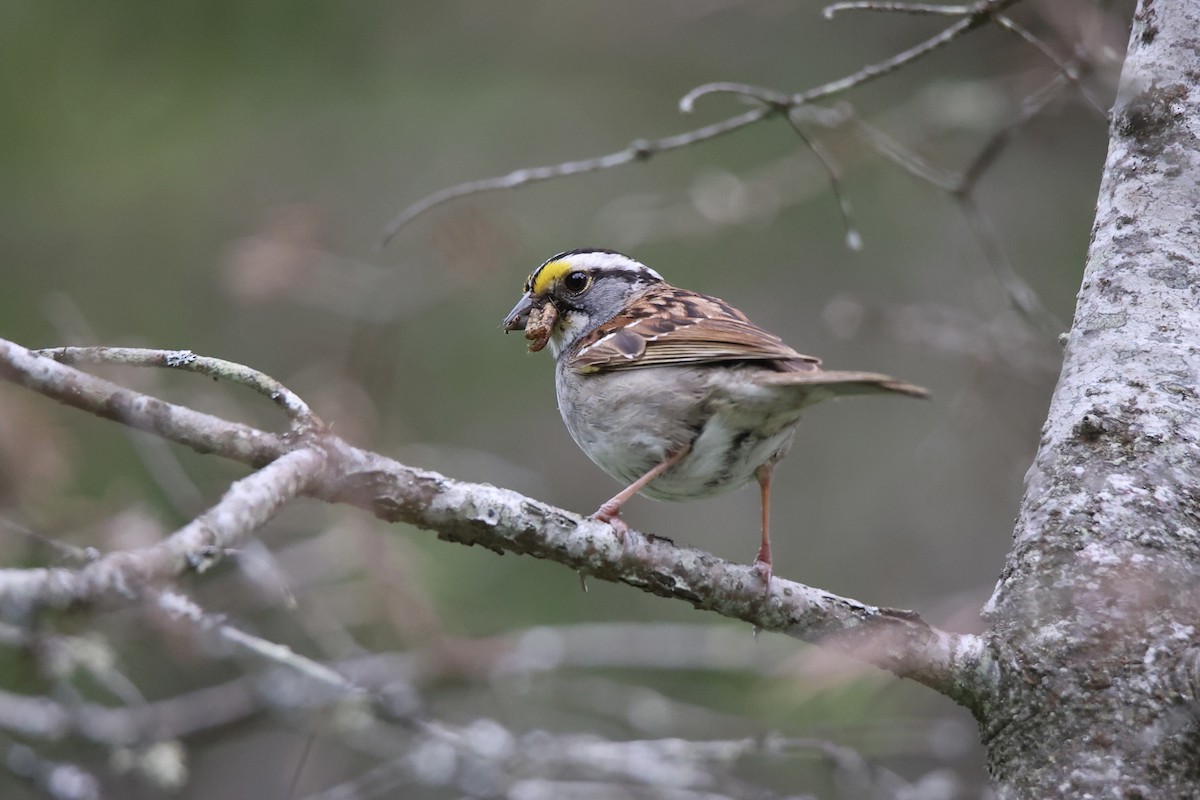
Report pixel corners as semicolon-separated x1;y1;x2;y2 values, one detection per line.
0;336;993;708
954;72;1076;194
0;443;326;617
785;109;862;250
380;0;1022;246
41;304;211;515
155;591;362;697
786;0;1019;106
993;14;1107;115
823;1;974;16
0;517;98;566
847;73;1071;332
851;116;958;189
956;194;1061;333
378;108;775;248
37;346;321;430
685;0;1018;112
678;82;792;113
0;339;286;467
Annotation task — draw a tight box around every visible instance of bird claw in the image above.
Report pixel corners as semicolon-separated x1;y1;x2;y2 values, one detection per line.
591;505;634;556
751;558;773;599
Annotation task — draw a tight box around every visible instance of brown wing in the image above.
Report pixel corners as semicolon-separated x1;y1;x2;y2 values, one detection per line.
571;285;821;373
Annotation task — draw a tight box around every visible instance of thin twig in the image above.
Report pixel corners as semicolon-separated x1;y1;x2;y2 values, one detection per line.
0;340;287;467
0;517;99;566
793;0;1022;105
37;346;321;431
0;445;326;617
785;108;862;251
683;0;1018;114
994;15;1107;116
847;71;1071;332
957;194;1062;333
852;117;957;189
378;108;775;248
675;83;863;247
678;82;792;113
379;0;1022;247
954;71;1071;195
42;301;210;515
155;591;362;695
823;1;974;17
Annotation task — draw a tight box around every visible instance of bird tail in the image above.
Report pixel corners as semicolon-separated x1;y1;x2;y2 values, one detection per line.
760;370;929;400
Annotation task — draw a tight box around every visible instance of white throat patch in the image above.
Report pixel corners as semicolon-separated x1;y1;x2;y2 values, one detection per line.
549;309;593;358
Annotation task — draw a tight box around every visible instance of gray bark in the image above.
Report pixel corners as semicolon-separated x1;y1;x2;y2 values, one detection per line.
979;0;1200;795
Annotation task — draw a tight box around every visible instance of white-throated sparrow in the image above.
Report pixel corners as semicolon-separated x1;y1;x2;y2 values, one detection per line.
503;249;927;586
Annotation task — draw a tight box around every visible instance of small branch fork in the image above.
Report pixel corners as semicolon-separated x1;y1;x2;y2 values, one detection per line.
376;106;775;248
0;335;993;712
378;0;1042;247
36;346;322;431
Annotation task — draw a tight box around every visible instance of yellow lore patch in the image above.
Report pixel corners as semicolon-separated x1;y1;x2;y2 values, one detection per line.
528;259;575;296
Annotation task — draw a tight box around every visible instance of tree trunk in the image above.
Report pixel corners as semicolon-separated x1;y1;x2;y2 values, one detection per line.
979;0;1200;794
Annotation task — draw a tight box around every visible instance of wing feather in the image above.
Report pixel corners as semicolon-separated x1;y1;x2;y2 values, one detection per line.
571;286;821;373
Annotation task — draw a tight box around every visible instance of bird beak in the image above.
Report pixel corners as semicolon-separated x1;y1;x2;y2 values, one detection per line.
502;293;536;332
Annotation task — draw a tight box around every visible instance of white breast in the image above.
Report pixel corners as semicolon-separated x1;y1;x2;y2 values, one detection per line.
555;364;804;502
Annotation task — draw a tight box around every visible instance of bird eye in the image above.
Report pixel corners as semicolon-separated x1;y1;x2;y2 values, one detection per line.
562;271;590;294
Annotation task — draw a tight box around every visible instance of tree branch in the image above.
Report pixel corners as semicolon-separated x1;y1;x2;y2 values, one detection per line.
36;346;322;430
377;107;774;248
823;2;975;17
379;0;1022;246
0;430;324;617
0;339;286;467
0;336;993;710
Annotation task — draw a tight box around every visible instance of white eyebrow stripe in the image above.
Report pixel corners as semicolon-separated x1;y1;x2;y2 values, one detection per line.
572;252;663;279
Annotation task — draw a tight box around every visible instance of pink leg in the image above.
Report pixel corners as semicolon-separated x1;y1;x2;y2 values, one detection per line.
593;444;692;541
751;464;774;593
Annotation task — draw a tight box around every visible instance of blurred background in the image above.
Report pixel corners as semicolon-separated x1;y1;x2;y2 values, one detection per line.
0;1;1133;797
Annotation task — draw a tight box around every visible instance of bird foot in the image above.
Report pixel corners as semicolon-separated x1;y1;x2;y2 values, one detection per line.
592;504;634;556
751;558;773;599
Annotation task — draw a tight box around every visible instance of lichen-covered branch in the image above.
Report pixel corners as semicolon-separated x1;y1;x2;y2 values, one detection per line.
314;437;992;708
36;346;322;429
0;340;285;467
0;335;990;708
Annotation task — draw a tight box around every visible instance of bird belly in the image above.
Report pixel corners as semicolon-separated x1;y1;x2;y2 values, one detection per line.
556;366;801;502
641;413;799;501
